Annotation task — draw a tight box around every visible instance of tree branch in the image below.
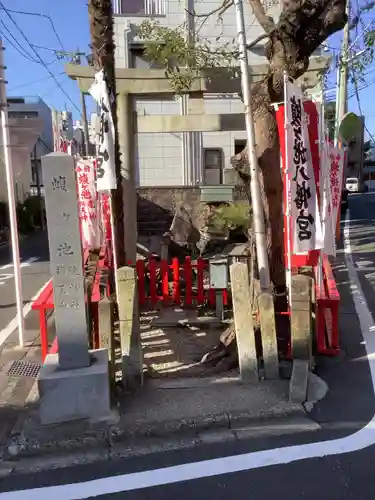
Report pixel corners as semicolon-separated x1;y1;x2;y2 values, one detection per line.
247;33;269;50
278;0;347;57
247;0;275;33
191;0;234;18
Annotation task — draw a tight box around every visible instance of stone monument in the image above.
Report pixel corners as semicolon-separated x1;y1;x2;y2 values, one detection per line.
38;152;111;424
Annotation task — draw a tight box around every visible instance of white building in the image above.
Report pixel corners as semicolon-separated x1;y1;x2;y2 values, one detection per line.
112;0;284;186
7;97;53;192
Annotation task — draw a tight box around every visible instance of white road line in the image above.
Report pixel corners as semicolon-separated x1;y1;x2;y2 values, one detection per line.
2;209;375;499
0;278;51;348
0;257;39;272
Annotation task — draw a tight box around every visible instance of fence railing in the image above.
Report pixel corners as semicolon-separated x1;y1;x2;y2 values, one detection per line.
131;257;229;307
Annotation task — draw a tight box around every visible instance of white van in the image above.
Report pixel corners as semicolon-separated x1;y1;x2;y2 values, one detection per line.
346;177;360;193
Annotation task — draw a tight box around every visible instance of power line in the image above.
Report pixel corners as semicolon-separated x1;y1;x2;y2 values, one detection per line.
0;7;65;51
0;2;80;113
0;30;38;63
41;79;68;98
0;20;39;63
8;71;65;92
351;68;375;142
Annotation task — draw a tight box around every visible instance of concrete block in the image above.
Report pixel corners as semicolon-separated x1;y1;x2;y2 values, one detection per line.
289;359;309;403
38;349;111;425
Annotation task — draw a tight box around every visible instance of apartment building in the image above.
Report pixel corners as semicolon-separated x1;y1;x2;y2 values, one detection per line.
7;97;53;193
112;0;284;187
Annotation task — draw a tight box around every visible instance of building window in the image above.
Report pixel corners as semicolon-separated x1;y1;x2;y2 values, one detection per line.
8;111;39;119
130;45;163;69
234;139;246;156
204;148;223;185
204;149;222;169
119;0;165;15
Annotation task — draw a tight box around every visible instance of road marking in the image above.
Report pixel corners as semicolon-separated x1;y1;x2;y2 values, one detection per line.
0;278;51;348
0;257;38;272
0;258;40;286
1;209;375;499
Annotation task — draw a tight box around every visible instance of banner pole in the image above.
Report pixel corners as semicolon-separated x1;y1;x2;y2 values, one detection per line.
283;72;292;307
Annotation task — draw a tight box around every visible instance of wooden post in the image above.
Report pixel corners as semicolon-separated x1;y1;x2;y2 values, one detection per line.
117;265;143;390
99;296;115;380
230;262;258;382
258;292;279;379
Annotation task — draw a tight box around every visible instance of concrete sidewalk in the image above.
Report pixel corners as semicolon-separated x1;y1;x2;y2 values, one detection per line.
0;372;323;467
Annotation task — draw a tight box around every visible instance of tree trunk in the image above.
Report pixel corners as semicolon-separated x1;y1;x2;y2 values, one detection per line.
232;81;284;289
88;0;126;267
231;0;347;290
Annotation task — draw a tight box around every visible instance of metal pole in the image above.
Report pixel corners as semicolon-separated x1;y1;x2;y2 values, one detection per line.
0;39;25;347
234;0;270;290
33;142;45;231
80;91;90;156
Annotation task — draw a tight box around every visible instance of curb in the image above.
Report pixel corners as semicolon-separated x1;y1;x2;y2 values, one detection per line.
2;403;307;461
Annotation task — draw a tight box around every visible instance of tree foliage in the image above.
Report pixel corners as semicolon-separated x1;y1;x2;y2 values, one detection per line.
137;20;238;94
137;0;348;289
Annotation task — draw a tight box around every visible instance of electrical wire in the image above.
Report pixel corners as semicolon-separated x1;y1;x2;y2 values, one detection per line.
37;136;53;153
8;72;65;92
0;21;40;63
0;30;38;63
351;68;375;142
0;7;65;51
0;2;80;113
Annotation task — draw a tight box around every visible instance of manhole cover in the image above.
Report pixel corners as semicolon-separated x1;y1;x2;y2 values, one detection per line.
7;360;41;378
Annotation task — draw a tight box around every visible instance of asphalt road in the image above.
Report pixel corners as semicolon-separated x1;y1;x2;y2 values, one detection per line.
0;231;50;345
1;194;375;499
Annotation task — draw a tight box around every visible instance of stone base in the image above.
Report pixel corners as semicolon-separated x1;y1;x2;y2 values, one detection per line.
37;349;111;425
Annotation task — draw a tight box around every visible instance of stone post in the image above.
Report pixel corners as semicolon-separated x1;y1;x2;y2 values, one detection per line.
117;93;137;263
258;292;279;379
291;275;313;362
42;152;89;370
289;274;313;403
230;262;258;382
117;265;143;389
38;152;111;424
99;296;115;380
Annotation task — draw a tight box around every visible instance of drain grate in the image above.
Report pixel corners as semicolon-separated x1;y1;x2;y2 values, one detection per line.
7;360;41;378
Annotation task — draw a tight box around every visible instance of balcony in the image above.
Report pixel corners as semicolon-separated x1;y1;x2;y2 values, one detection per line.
113;0;165;16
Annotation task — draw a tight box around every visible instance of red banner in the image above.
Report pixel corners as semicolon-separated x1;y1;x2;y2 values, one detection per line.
275;100;320;269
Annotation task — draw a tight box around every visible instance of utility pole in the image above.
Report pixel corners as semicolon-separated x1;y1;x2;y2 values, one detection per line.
0;39;25;347
88;0;125;267
334;0;350;146
234;0;270;291
80;91;90;156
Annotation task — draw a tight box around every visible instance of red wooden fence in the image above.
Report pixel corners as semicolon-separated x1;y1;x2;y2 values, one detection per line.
128;257;229;308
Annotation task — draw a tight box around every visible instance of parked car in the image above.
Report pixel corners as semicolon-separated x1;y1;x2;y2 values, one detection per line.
341;187;348;212
345;177;360;193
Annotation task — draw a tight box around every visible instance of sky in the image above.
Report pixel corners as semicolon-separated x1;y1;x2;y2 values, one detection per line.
0;0;93;121
325;1;375;142
1;0;375;138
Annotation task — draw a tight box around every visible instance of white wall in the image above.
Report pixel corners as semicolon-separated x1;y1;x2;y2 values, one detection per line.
135;96;183;185
114;0;282;186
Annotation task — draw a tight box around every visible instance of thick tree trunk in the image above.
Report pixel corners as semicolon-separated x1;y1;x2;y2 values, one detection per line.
232;81;284;289
88;0;126;267
230;0;347;290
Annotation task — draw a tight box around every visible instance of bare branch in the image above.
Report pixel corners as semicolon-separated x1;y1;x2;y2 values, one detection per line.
247;33;269;50
247;0;275;33
278;0;347;57
191;0;234;18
